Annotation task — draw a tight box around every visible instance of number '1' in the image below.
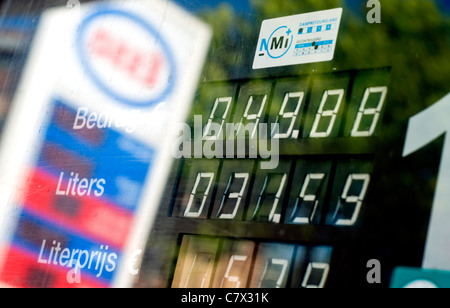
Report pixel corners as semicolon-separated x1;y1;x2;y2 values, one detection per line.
403;93;450;271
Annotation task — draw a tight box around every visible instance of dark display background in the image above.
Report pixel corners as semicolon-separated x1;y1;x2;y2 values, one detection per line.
136;0;449;288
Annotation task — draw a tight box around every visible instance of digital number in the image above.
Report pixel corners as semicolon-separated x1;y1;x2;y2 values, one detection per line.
259;258;289;288
174;236;333;288
331;173;370;226
172;236;220;288
217;173;250;219
310;89;345;138
203;97;233;140
403;93;450;270
251;173;287;223
184;172;215;218
183;252;215;288
351;86;388;137
289;173;325;224
301;262;330;288
250;243;294;288
273;92;304;139
220;255;248;288
236;94;268;139
213;239;255;288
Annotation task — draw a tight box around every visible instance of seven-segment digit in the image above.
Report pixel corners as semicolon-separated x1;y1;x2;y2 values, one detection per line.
331;173;370;226
203;97;233;140
184;172;215;218
301;262;330;288
290;173;325;224
252;173;287;223
273;92;304;139
310;89;344;138
236;94;268;139
351;86;387;137
217;173;250;219
221;255;249;288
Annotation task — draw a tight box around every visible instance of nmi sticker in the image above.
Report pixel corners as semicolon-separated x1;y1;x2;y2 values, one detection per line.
77;8;176;108
253;8;343;69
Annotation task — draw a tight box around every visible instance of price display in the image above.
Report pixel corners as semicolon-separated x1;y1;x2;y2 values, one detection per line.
139;67;391;288
0;0;447;289
171;235;332;289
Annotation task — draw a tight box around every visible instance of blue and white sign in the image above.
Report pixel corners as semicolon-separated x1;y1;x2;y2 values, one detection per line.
0;0;211;288
253;8;343;69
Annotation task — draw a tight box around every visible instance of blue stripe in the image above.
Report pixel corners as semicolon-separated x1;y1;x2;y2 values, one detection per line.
0;16;39;31
12;210;121;283
295;40;333;49
37;99;155;211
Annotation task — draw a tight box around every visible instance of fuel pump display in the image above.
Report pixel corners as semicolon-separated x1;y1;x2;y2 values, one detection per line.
0;0;448;289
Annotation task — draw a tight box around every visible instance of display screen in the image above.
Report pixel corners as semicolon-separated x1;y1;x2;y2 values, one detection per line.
139;68;387;288
0;0;449;290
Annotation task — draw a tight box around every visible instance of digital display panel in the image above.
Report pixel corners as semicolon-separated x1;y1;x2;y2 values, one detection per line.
172;235;332;288
0;0;449;290
139;67;389;288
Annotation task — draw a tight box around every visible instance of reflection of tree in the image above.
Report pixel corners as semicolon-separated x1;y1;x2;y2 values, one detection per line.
199;0;449;153
201;0;449;109
201;3;255;81
199;0;449;166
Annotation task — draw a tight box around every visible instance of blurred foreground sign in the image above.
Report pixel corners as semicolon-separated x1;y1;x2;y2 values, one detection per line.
0;0;211;288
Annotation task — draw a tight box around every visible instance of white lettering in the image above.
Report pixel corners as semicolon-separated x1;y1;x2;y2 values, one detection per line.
181;292;216;306
72;107;139;134
56;171;106;197
170;116;280;170
37;240;117;282
38;239;48;264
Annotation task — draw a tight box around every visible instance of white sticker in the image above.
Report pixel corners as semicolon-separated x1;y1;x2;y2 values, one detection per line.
253;8;343;69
